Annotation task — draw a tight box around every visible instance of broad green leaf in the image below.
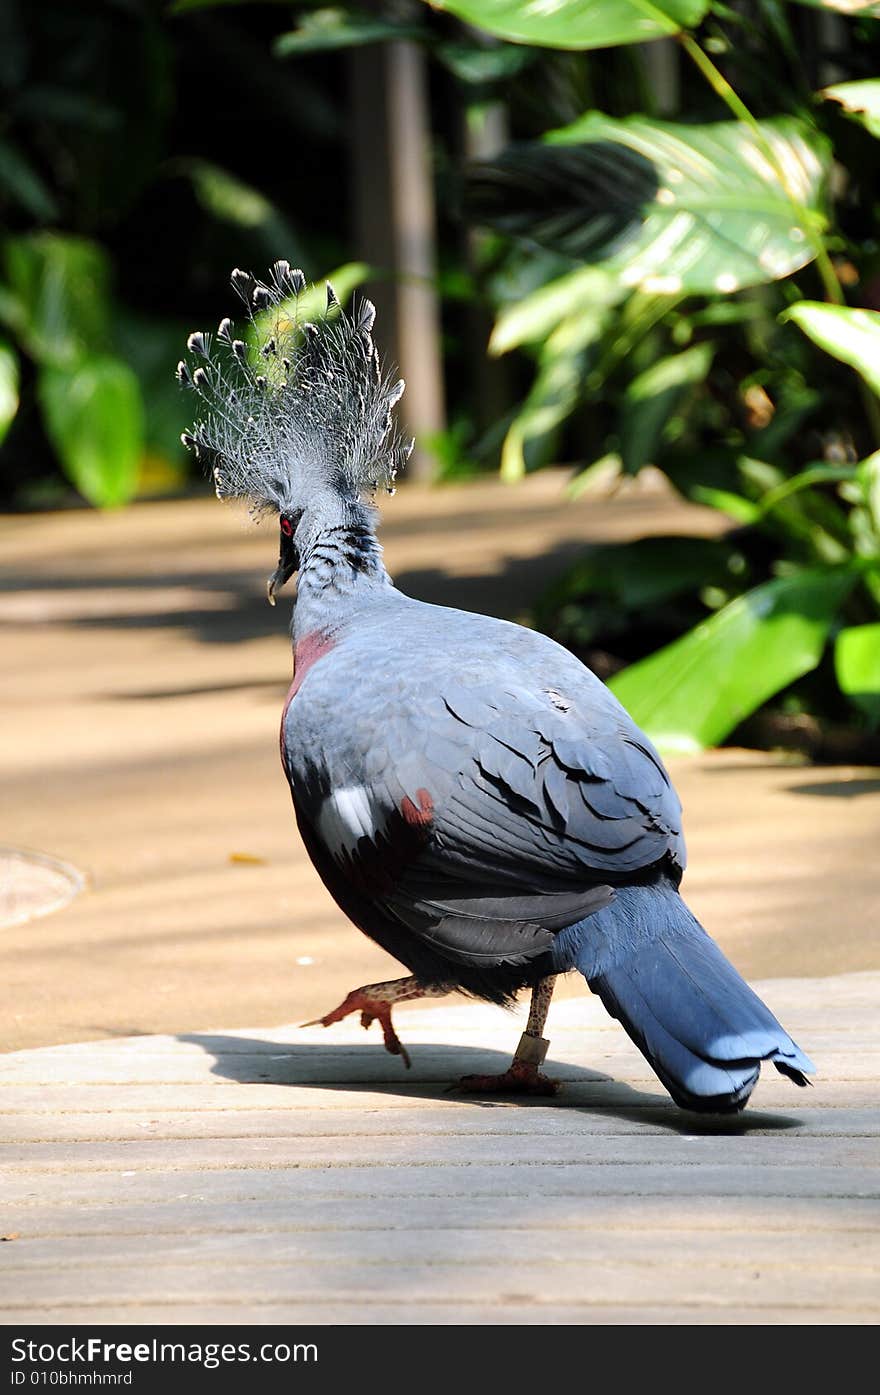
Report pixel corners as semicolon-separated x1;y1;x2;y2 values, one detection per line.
784;302;880;399
546;114;828;295
38;356;144;508
468;139;660;266
489;266;622;355
0;339;19;445
620;342;713;473
608;568;856;752
276;9;424;56
821;80;880;139
429;0;710;50
835;625;880;725
2;235;110;368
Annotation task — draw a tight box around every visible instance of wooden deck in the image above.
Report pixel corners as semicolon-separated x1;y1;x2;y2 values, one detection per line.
2;972;878;1326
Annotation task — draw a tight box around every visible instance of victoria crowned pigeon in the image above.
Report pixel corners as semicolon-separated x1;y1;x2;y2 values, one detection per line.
179;264;814;1112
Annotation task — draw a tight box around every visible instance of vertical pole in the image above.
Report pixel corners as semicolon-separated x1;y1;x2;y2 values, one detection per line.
640;39;679;116
349;36;445;481
385;39;446;480
462;96;511;440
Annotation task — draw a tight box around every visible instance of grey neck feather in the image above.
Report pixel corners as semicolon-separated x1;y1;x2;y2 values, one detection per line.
292;491;392;640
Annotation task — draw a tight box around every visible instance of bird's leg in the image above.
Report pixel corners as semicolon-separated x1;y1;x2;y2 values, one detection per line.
457;975;559;1096
301;976;447;1069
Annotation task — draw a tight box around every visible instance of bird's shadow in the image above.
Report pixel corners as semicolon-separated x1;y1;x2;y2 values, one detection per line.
179;1030;804;1137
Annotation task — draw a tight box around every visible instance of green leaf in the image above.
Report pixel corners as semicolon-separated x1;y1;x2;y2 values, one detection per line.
548;113;828;295
835;625;880;726
247;262;371;362
689;486;762;523
783;302;880;399
498;288;622;481
608;568;856;753
0;139;59;221
489;266;622;355
821;80;880;139
429;0;710;50
757;462;858;514
185;161;279;229
501;342;587;481
276;9;424;56
2;234;111;368
38;357;144;508
620;342;714;473
468;139;661;266
114;311;194;465
545;535;743;611
0;338;20;445
435;42;533;84
471;115;827;295
859;450;880;534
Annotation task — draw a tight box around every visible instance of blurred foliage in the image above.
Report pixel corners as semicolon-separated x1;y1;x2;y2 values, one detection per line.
0;0;357;506
2;0;880;749
441;0;880;753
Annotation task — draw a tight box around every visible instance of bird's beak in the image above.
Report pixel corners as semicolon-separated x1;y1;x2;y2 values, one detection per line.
267;529;299;606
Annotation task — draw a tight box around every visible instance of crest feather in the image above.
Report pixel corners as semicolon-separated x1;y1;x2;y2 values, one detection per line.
178;265;411;513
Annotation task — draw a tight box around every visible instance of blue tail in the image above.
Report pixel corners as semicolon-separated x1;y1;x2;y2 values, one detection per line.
552;877;815;1113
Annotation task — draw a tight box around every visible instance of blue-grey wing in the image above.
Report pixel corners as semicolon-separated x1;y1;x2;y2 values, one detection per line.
284;655;684;972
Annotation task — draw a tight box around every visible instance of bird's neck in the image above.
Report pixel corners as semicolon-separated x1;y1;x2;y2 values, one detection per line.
291;498;393;643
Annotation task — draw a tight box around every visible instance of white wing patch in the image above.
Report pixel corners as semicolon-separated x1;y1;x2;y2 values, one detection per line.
317;785;380;855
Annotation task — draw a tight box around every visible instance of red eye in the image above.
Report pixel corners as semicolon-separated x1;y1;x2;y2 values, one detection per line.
280;517;293;537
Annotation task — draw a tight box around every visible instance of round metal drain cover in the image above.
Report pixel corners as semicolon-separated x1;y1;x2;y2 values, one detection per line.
0;847;85;929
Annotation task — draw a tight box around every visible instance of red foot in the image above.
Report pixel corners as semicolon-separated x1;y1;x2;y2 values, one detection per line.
456;1060;560;1096
301;989;411;1068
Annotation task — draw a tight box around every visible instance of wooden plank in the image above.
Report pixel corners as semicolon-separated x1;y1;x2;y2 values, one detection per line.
2;1047;876;1086
3;1133;879;1172
1;973;878;1325
3;1162;878;1208
5;1227;879;1273
9;1193;875;1239
9;1303;876;1326
4;1105;877;1142
3;1080;879;1114
3;1258;877;1312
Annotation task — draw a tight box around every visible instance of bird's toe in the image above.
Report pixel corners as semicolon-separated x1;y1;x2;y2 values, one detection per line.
456;1062;560;1097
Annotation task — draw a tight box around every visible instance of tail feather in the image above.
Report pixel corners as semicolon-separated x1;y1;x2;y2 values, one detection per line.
554;879;815;1113
590;956;766;1113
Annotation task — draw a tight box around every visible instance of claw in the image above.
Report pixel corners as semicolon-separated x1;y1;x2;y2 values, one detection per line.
299;988;412;1068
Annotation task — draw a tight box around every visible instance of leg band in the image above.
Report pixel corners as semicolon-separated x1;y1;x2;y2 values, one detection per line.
514;1032;549;1067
